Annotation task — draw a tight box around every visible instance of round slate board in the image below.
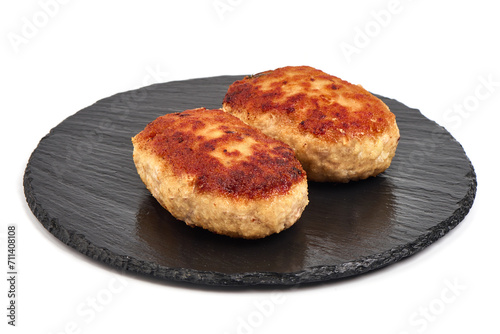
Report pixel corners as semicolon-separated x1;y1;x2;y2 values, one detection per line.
24;75;477;287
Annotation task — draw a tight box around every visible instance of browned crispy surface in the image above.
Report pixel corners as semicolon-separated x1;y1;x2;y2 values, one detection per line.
132;108;306;199
223;66;395;142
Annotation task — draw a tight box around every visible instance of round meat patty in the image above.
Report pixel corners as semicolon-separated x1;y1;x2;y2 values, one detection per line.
132;108;308;239
222;66;400;182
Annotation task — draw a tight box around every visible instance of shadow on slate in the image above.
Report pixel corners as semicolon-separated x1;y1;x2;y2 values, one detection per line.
23;75;477;287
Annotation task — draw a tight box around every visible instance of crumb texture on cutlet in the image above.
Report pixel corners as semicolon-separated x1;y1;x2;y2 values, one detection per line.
223;65;395;142
132;108;306;199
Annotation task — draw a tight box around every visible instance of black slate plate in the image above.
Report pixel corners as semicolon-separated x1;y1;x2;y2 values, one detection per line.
24;75;477;287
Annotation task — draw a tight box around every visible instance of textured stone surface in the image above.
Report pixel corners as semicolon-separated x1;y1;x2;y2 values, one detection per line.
23;75;477;287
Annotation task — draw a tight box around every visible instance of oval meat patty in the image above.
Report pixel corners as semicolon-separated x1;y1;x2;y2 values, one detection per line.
131;108;308;239
222;66;400;182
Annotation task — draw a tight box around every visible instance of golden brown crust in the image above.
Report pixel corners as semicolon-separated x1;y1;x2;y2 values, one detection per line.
132;108;306;199
223;65;395;143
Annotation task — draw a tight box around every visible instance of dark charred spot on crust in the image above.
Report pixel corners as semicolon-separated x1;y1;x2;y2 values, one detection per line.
172;133;184;143
331;84;339;90
292;167;303;175
203;141;216;151
310;109;326;119
299;118;335;136
136;108;305;199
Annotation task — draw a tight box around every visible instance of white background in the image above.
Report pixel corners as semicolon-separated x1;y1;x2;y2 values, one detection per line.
2;0;499;333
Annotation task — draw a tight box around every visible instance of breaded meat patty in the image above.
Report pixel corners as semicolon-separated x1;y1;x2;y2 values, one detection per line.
222;66;400;182
132;108;308;239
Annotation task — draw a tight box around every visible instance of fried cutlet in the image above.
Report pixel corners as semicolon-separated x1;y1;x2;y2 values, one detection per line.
132;108;308;239
222;66;400;182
